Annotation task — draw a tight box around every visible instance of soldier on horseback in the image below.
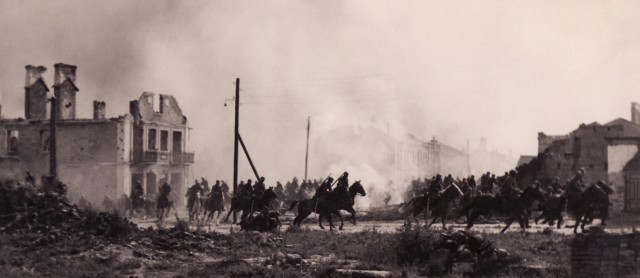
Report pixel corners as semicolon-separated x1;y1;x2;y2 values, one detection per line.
186;179;203;214
253;177;266;199
157;180;172;220
201;177;210;195
549;176;563;195
241;179;254;200
564;169;586;211
336;172;349;190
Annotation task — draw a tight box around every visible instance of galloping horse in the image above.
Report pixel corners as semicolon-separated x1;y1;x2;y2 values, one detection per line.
156;192;174;224
535;183;610;233
203;190;225;225
290;181;366;231
457;184;545;233
187;191;203;221
426;183;464;229
317;181;367;230
224;188;278;224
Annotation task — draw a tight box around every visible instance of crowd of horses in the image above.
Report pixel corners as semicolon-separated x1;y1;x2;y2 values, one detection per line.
401;178;613;234
112;175;612;234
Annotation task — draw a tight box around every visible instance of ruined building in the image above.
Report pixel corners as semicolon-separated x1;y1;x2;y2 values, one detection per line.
536;102;640;213
0;63;194;205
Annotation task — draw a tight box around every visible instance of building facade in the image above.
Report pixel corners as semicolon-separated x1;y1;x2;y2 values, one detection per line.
0;63;193;205
536;103;640;213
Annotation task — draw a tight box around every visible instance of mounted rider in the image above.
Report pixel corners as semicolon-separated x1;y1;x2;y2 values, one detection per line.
157;180;172;209
241;179;254;200
201;177;210;195
549;176;563;195
253;177;266;199
186;179;203;212
500;170;522;203
564;169;586;210
334;172;351;202
315;177;334;199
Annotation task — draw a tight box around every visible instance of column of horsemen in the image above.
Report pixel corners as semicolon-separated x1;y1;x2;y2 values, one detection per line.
119;167;613;233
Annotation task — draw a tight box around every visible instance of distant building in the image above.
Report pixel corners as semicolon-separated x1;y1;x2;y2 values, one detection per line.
536;102;640;213
309;125;515;204
0;63;194;205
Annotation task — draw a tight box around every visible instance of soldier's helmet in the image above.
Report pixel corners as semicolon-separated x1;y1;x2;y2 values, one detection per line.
260;177;266;182
327;177;334;183
343;172;349;177
509;170;517;177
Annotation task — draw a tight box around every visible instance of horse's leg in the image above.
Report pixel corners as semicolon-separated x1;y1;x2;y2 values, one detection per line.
500;217;514;233
347;207;357;226
427;215;438;228
441;212;446;229
327;214;335;232
318;214;325;230
467;211;479;229
573;214;581;234
337;213;345;230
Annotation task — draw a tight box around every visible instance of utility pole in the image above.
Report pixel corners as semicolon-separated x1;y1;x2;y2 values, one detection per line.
304;116;310;181
233;78;240;196
466;139;471;175
49;97;57;180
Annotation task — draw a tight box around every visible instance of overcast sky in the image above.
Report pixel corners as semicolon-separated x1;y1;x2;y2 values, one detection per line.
1;1;639;181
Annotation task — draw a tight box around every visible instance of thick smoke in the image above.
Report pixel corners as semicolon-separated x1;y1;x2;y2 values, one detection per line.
1;1;639;204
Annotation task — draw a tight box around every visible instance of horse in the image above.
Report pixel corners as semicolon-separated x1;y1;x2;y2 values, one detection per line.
317;181;367;230
203;190;225;226
457;184;545;233
156;192;174;225
224;188;279;224
289;181;365;231
187;191;203;221
567;184;610;233
426;183;464;229
534;194;566;228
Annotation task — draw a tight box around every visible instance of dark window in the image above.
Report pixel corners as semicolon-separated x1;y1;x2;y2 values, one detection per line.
557;163;561;170
160;130;168;151
148;129;157;150
589;164;594;169
7;130;18;154
604;162;608;169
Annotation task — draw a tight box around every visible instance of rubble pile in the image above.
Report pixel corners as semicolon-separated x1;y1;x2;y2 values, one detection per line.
426;230;520;276
0;182;137;240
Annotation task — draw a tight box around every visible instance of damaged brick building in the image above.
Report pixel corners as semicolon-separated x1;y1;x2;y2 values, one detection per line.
536;102;640;213
0;63;194;205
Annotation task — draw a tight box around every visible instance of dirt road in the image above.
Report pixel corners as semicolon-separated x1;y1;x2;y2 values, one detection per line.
134;212;636;235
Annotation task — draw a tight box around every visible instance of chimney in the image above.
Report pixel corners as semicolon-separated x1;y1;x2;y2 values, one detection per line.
632;102;640;125
93;101;106;120
24;65;49;120
53;63;76;85
53;63;78;120
25;65;47;87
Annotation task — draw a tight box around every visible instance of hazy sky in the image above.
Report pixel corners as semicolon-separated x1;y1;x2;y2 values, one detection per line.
1;1;639;181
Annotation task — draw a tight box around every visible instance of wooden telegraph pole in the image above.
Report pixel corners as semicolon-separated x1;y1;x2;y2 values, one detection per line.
49;97;57;180
304;116;310;181
233;78;240;196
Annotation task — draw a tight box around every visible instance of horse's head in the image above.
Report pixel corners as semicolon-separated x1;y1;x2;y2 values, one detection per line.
349;180;366;197
585;184;608;201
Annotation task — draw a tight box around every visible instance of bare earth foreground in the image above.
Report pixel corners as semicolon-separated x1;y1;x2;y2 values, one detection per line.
4;208;638;277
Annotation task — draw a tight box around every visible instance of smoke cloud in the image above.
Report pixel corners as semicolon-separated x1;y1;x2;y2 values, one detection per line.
1;1;639;205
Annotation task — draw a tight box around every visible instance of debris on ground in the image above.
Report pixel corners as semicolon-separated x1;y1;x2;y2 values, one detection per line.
426;230;521;276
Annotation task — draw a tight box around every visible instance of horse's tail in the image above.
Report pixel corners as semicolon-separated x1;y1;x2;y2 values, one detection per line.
289;201;299;211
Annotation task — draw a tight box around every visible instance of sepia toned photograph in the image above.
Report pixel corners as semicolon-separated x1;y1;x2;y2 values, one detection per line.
0;1;639;277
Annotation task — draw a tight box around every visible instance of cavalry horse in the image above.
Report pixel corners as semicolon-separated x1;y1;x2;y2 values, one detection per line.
203;190;225;226
402;183;464;229
457;184;545;233
536;184;610;233
290;181;366;231
224;188;278;224
156;192;174;225
317;181;367;230
187;191;203;221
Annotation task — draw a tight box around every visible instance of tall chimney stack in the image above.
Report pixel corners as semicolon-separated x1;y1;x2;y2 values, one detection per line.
24;65;49;120
53;63;78;120
93;101;106;120
632;102;640;125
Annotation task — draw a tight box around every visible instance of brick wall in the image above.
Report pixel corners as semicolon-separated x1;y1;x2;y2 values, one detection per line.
571;229;640;278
